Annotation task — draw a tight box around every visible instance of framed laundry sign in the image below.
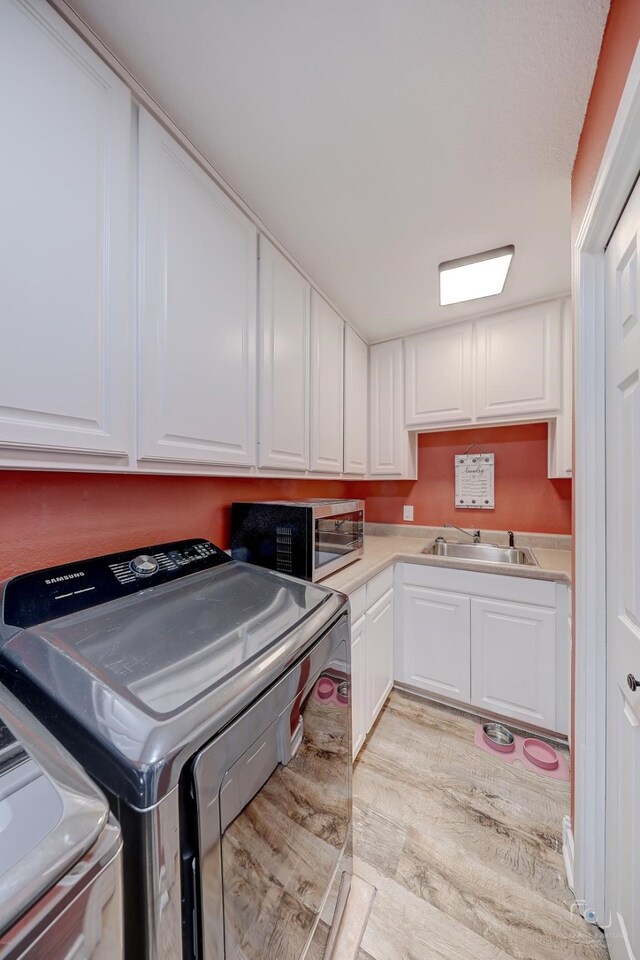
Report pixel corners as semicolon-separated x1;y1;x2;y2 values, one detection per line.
455;448;495;509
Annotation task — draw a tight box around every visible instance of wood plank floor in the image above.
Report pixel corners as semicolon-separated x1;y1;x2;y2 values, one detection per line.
352;690;609;960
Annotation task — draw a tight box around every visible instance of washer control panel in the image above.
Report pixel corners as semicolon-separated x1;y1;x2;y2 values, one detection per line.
3;539;231;629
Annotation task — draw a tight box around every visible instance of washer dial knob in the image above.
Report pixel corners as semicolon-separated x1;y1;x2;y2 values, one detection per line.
129;555;159;577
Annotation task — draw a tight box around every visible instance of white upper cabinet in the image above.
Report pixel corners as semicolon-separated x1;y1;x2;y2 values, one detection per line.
258;237;311;470
404;323;473;427
475;300;562;419
0;0;131;462
310;293;344;473
344;327;368;475
369;340;417;477
137;109;258;466
548;298;573;477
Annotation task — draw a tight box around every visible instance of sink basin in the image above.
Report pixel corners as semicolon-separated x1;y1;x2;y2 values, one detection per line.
422;541;538;566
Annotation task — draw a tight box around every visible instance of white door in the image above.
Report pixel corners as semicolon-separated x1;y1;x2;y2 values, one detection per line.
344;326;368;475
366;588;394;731
258;237;311;470
474;301;561;419
0;0;131;462
137;109;258;467
351;614;367;759
604;174;640;960
310;293;344;473
470;598;556;730
399;585;471;702
404;323;473;427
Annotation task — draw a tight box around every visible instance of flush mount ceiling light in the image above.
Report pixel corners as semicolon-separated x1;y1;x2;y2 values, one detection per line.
439;245;514;306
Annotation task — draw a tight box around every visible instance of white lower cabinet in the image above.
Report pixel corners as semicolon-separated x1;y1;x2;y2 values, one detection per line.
396;563;569;735
366;588;394;732
349;570;395;759
399;585;471;702
350;614;367;760
470;598;556;730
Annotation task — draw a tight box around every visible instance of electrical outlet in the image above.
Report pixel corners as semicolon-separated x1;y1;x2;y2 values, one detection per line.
403;505;414;522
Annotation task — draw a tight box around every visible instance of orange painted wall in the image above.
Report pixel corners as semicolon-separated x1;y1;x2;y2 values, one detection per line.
572;0;640;240
351;423;572;533
0;423;571;580
0;472;349;579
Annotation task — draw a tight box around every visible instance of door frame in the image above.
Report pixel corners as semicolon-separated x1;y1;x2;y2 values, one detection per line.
573;42;640;925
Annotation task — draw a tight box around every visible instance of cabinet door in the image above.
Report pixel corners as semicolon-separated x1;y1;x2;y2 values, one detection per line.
351;614;367;759
475;300;561;419
399;585;471;701
470;598;556;730
547;298;573;478
259;237;311;470
369;341;415;477
366;588;394;731
137;109;257;466
344;327;368;475
405;324;473;426
310;293;344;473
0;0;131;461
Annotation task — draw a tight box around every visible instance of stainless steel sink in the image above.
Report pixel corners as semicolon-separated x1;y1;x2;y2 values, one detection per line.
422;540;538;566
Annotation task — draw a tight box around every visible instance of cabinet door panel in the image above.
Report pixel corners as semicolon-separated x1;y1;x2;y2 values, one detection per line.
400;585;470;701
310;293;344;473
475;301;561;419
138;109;257;465
370;341;415;476
344;327;368;474
366;588;394;730
0;0;131;458
351;614;367;759
259;238;311;470
405;324;473;426
470;598;556;729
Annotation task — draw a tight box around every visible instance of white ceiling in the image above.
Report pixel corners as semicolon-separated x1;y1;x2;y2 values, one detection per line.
65;0;608;341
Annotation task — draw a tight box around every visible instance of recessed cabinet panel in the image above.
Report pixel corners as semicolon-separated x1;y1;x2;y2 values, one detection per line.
405;324;473;426
475;302;561;418
399;585;471;700
470;597;556;729
548;298;573;477
366;587;394;731
310;293;344;473
344;327;368;474
259;238;311;470
0;0;131;459
351;614;367;759
370;341;415;476
137;109;257;465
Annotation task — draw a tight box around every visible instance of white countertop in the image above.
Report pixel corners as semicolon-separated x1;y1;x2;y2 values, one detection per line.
321;534;572;595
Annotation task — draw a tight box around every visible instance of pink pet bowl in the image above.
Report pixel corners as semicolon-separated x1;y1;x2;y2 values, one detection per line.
316;677;335;700
522;738;560;770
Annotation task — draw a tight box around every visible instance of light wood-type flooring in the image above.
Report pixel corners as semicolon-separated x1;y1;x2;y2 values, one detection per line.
352;690;609;960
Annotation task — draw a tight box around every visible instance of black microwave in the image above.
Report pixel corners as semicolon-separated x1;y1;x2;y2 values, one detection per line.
230;499;364;582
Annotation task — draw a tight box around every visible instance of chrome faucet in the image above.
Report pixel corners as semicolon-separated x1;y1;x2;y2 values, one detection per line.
444;522;481;543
